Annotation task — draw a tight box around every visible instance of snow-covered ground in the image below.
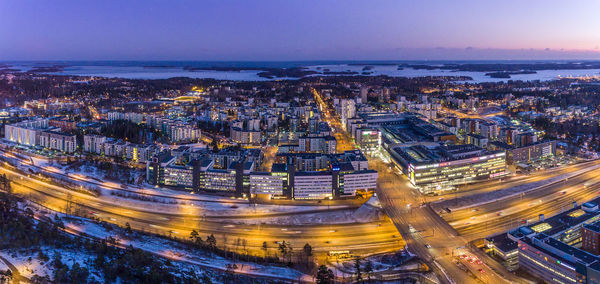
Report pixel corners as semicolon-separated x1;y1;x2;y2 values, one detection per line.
214;204;385;225
0;259;8;271
2;200;313;283
62;217;311;282
0;247;105;282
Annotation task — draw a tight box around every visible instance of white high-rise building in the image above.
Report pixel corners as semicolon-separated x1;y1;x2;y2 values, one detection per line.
360;86;368;103
340;99;356;128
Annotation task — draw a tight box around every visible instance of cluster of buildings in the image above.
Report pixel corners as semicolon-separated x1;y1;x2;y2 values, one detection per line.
107;111;201;143
485;199;600;283
83;134;159;163
343;111;508;194
4;118;77;153
146;147;377;200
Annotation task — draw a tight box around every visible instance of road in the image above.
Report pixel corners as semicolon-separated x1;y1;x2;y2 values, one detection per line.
311;87;516;283
0;163;403;261
372;159;516;284
445;164;600;239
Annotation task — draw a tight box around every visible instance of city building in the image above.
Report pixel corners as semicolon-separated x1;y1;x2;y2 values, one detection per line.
486;199;600;282
354;128;381;153
4;119;77;153
389;144;506;194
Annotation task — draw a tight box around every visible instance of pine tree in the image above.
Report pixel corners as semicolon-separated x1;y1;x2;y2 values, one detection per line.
316;265;334;284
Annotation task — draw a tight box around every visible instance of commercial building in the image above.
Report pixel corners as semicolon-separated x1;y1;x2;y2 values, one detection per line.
390;144;506;194
582;223;600;255
355;128;381;153
489;140;557;165
485;199;600;283
293;171;333;199
147;147;377;200
250;172;286;197
509;141;557;164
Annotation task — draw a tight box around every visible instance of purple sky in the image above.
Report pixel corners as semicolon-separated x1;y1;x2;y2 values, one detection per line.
1;0;600;60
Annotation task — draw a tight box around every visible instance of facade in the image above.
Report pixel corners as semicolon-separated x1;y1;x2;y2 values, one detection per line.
83;134;106;154
466;133;488;148
250;172;285;197
390;144;506;194
298;135;337;154
147;148;376;200
49;118;77;132
4;119;77;153
38;131;77;153
340;99;356;129
230;126;261;145
337;170;378;196
4;119;48;146
487;199;600;282
509;141;557;164
582;224;600;255
163;164;194;189
293;172;333;199
355;128;381;153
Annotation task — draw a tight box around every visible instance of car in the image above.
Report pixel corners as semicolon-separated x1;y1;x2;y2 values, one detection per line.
424;244;432;249
460;254;467;259
475;260;483;265
478;268;485;273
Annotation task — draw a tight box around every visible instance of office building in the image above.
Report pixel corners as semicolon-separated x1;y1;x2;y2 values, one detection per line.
390;144;506;194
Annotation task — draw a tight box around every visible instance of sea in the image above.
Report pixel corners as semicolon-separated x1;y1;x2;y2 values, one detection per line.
2;60;600;83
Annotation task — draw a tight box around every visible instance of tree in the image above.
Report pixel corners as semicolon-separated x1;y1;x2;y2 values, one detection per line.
354;257;362;282
195;236;204;247
53;214;64;229
316;265;335;284
0;270;12;283
206;234;217;251
278;241;293;263
303;243;313;265
189;229;199;242
365;260;374;282
262;241;268;260
125;222;133;234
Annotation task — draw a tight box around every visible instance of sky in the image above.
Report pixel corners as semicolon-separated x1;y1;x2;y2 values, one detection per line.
1;0;600;61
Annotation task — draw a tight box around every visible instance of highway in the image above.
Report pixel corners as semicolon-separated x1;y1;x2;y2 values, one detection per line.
445;163;600;239
312;87;521;283
312;88;484;283
0;164;403;261
427;159;600;203
372;160;517;284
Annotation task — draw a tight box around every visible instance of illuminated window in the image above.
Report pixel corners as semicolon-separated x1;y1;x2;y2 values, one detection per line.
531;223;552;233
568;210;585;218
